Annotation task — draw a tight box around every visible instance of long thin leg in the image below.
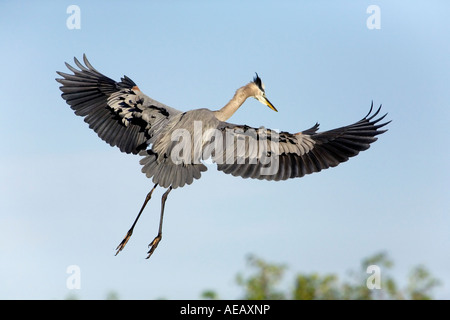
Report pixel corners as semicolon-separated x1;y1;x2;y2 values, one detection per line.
115;183;158;256
146;186;172;259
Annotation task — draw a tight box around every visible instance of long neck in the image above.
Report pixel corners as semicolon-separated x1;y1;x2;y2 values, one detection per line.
214;85;252;122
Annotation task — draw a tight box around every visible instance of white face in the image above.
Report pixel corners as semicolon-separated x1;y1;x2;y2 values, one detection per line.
253;80;265;101
255;93;267;104
251;75;276;111
252;81;277;112
254;80;267;104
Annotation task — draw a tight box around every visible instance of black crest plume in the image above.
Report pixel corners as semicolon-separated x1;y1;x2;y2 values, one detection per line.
253;72;264;92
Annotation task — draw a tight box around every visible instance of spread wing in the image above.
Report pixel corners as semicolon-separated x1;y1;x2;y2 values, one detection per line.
56;54;181;154
214;103;390;180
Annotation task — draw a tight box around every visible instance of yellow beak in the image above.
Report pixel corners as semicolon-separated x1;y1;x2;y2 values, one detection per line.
264;97;278;112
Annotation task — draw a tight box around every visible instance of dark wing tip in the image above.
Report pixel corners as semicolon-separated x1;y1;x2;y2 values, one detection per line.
364;103;391;134
82;54;99;72
301;122;320;135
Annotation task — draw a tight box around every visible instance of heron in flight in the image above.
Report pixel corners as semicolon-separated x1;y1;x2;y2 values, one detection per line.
56;55;389;259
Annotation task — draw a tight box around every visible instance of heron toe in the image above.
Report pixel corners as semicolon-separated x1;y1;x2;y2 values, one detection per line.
146;234;162;259
115;230;133;255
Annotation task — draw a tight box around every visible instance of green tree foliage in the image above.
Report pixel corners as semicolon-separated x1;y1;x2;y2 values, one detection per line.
64;252;440;300
202;251;441;300
201;289;219;300
235;254;287;300
406;265;441;300
293;273;340;300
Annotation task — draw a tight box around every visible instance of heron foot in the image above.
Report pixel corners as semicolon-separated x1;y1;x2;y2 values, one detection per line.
146;234;162;259
115;229;133;256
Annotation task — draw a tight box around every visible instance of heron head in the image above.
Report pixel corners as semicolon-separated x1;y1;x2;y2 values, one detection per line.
252;73;278;112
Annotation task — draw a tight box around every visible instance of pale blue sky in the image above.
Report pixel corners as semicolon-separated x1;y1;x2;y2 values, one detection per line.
1;1;449;299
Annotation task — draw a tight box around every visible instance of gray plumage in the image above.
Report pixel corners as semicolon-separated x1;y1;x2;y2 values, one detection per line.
56;55;390;258
56;55;389;189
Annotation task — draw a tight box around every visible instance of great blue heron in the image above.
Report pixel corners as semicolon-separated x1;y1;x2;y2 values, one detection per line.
56;55;389;259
